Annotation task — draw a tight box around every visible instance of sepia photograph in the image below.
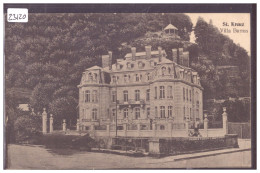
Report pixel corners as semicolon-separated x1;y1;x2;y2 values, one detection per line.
3;4;256;169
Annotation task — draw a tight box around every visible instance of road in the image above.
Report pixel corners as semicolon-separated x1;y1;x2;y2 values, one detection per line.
6;144;251;169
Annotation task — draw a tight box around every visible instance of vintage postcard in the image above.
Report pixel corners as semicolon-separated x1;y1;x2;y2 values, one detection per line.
4;4;256;169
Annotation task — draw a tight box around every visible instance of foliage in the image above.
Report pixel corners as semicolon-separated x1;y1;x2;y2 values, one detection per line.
14;115;42;142
5;13;193;126
194;17;250;99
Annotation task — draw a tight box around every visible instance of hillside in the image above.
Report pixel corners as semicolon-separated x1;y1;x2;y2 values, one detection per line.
5;13;250;125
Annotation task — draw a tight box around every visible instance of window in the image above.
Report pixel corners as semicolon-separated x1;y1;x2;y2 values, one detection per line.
183;88;185;101
160;125;165;130
124;75;128;83
112;91;116;102
92;90;98;102
135;108;140;119
88;73;93;81
190;108;192;120
135;90;140;101
168;67;171;74
135;74;140;82
167;86;173;99
190;90;192;102
155;106;158;117
168;106;173;117
127;62;131;69
186;88;188;101
112;76;117;83
161;67;166;75
94;73;98;81
123;90;128;102
92;108;97;120
124;108;128;119
155;87;157;99
147;73;151;81
147;107;150;118
138;62;144;68
183;106;185;117
112;109;116;119
160;106;165;118
159;86;165;99
146;89;150;101
85;90;90;102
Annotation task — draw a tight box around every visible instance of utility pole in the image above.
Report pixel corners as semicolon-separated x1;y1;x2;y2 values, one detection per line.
115;79;118;137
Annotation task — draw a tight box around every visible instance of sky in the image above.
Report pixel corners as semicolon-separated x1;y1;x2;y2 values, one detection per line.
185;13;251;55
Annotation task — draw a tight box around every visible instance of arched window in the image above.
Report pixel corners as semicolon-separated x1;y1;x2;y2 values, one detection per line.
147;73;151;81
135;74;140;82
146;89;150;101
88;73;93;81
123;90;128;102
112;76;117;83
93;73;98;81
92;108;97;120
168;67;171;74
127;62;131;69
124;108;128;119
85;90;90;102
161;67;166;75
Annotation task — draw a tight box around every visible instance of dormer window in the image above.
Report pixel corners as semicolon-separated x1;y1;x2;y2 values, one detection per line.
127;62;131;69
135;74;140;82
138;61;145;68
124;75;128;83
162;66;166;76
116;64;123;70
112;76;117;83
150;60;154;67
88;73;93;81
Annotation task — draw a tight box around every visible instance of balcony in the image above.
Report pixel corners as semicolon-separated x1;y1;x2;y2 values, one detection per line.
118;99;145;108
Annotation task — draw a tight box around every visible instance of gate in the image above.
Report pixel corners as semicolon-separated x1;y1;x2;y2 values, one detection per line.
228;122;251;139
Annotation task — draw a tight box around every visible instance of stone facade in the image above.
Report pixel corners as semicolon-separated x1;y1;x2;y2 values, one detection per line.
77;46;203;135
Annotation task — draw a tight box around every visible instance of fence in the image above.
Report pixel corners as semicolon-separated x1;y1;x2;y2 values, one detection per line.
228;122;251;139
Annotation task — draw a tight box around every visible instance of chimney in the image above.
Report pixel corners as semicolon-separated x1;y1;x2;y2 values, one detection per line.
183;52;190;67
178;48;184;65
145;45;151;59
178;48;183;55
172;48;178;63
102;55;110;68
108;51;112;70
158;47;162;62
131;47;136;61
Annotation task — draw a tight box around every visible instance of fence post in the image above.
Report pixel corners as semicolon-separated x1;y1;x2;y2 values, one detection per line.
76;119;80;131
185;119;189;136
123;123;127;137
62;119;66;132
204;113;209;137
222;107;228;135
49;114;53;133
42;108;47;134
106;124;110;137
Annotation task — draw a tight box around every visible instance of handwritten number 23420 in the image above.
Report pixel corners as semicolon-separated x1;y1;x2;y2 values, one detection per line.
8;14;27;20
